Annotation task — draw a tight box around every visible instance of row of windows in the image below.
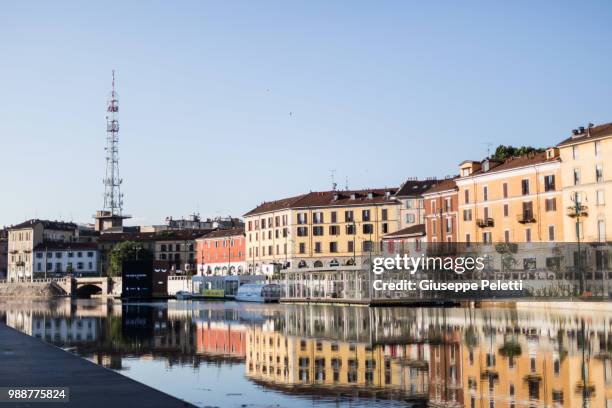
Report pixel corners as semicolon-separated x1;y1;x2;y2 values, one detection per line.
35;262;94;272
572;140;602;159
35;251;94;259
467;226;557;243
573;164;605;185
461;199;558;222
296;223;388;237
462;176;556;206
247;215;289;231
159;244;194;252
297;209;388;225
247;241;375;257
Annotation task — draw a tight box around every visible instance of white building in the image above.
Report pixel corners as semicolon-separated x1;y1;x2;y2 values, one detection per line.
7;219;78;282
33;242;99;277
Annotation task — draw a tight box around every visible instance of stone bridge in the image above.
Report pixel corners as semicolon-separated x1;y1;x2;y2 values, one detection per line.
0;277;123;298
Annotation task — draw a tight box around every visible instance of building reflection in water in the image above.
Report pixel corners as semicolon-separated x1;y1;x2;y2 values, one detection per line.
1;300;611;407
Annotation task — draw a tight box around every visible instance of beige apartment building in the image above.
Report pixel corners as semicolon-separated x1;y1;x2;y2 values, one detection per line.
6;219;78;282
243;189;400;276
557;123;611;242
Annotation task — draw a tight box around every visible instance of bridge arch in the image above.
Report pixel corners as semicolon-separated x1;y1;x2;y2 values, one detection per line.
75;284;103;298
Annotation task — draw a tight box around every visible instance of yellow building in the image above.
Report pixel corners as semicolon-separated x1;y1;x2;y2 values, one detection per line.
245;327;428;400
456;149;563;244
557;123;611;242
243;189;400;275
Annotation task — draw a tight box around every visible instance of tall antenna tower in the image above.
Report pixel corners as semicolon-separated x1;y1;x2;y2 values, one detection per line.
103;70;123;215
95;70;130;231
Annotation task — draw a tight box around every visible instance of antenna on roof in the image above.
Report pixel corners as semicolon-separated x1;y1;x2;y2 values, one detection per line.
482;142;493;158
330;169;337;191
345;177;349;191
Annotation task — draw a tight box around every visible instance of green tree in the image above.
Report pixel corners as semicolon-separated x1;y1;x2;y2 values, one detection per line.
107;241;153;277
491;145;545;160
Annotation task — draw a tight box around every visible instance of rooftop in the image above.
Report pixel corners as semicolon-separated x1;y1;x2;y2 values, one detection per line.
466;151;558;177
557;122;612;146
422;178;458;195
395;179;440;197
33;242;98;251
9;219;77;232
244;188;398;216
383;224;425;238
197;228;245;240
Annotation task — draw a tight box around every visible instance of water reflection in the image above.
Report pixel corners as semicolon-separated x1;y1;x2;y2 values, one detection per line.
1;299;611;408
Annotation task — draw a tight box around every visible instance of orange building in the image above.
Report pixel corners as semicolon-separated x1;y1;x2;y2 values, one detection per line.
195;228;246;275
422;178;459;243
195;321;247;359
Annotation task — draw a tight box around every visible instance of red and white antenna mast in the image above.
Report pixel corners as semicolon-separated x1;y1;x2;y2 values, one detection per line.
103;70;124;215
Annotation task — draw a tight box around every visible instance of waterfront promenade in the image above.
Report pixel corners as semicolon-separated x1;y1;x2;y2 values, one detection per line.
0;324;194;408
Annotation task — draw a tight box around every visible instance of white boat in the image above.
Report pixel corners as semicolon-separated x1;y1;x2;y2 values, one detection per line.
175;290;192;300
235;283;281;303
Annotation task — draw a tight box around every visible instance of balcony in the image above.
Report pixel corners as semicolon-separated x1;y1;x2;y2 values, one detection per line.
517;213;536;224
567;205;588;217
476;218;494;228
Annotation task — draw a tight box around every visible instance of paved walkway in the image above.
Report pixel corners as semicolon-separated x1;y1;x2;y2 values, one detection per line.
0;324;195;407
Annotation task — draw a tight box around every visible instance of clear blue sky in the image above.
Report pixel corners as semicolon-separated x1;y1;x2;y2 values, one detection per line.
1;1;611;227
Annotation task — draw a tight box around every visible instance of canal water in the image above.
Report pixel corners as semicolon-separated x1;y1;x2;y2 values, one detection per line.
0;299;609;408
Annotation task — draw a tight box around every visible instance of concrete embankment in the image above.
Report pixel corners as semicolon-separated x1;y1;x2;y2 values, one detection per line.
0;282;64;298
0;323;195;407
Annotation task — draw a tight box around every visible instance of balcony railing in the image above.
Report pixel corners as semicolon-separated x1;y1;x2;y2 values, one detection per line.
517;213;536;224
476;218;494;228
567;205;588;217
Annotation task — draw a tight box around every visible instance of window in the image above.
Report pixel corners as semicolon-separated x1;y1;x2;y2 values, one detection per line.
573;145;579;159
362;209;371;221
596;164;604;183
405;199;413;209
597;190;605;205
431;200;436;212
363;224;373;234
599;220;606;242
595;140;601;156
344;211;354;222
483;186;488;201
382;223;388;233
503;204;509;217
465;234;470;244
504;230;510;243
297;213;308;224
522;201;534;220
463;209;472;221
362;241;373;252
521;179;529;195
329;225;339;235
329;242;338;253
299;243;306;254
382;209;388;221
313;226;324;236
526;228;532;242
548;226;555;241
297;227;308;237
544;175;555;191
464;189;470;204
313;212;324;224
36;253;43;259
503;183;508;198
483;207;489;219
314;242;321;253
545;198;557;211
331;211;337;223
406;213;415;223
446;218;452;233
347;241;354;253
483;232;492;244
346;224;355;235
444;198;452;212
574;169;581;185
